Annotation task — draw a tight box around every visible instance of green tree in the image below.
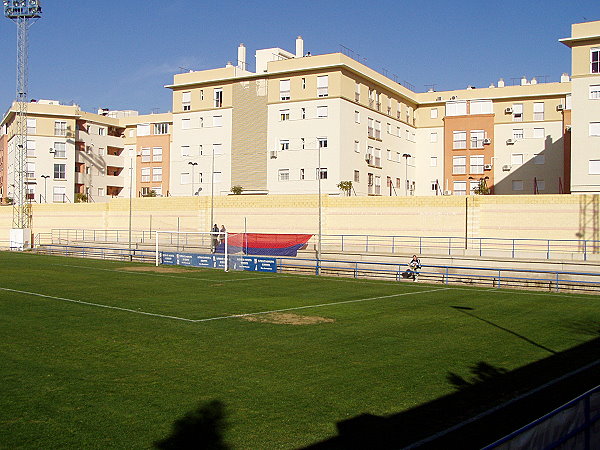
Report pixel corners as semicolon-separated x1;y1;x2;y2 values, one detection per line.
337;181;353;196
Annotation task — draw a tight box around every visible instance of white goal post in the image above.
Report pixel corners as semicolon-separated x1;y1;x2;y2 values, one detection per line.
154;230;229;271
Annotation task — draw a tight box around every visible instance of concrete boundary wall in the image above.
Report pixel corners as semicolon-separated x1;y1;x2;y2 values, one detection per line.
0;194;597;244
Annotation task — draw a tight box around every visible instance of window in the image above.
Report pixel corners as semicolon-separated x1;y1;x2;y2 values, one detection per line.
590;85;600;99
26;140;35;157
533;128;545;139
213;115;223;127
54;121;67;136
317;168;328;179
367;173;374;194
302;78;306;89
355;82;360;102
375;121;381;139
98;127;105;136
27;118;36;134
397;127;401;137
153;186;162;197
301;108;306;119
453;181;467;195
300;168;305;180
533;102;544;121
453;156;466;174
317;106;328;118
180;172;190;185
278;169;290;181
354;140;360;153
200;90;204;101
280;79;290;100
355;111;360;123
512;180;524;191
128;129;134;138
375;93;381;111
430;132;438;143
374;176;381;195
152;123;168;135
591;48;599;73
396;152;401;163
97;187;104;197
446;101;467;116
469;100;493;115
212;143;223;155
589;122;600;136
430;108;438;119
280;140;289;151
387;149;392;160
280;109;290;121
214;88;223;107
181;145;190;157
513;103;523;122
181;119;190;130
152;147;162;162
566;94;572;110
534;153;545;165
469;180;479;194
182;91;191;111
26;161;35;178
152;167;162;182
513;128;524;140
470;130;485;148
53;186;66;203
511;153;524;165
354;170;360;182
373;148;381;167
318;138;328;149
199;117;204;128
430;156;437;167
301;138;305;149
536;179;546;191
141;148;151;162
53;142;66;158
98;148;105;156
137;123;150;136
387;123;392;134
141;168;150;182
589;160;600;174
431;181;438;192
366;146;373;164
470;155;484;174
453;131;467;149
53;163;66;179
367;118;374;137
317;75;328;97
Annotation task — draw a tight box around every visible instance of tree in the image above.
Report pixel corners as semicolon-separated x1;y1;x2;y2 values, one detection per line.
337;181;353;196
230;185;243;195
472;179;490;195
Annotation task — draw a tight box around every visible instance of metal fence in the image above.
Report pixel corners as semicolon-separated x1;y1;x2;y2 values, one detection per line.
484;385;600;449
44;229;600;261
33;245;600;293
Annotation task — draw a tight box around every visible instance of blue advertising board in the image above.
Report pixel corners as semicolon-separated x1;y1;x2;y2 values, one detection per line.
160;252;277;273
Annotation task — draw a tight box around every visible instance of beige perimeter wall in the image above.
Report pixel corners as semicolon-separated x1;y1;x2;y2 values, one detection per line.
0;194;598;244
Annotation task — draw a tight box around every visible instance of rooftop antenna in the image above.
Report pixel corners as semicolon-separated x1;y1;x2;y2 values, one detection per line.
4;0;42;247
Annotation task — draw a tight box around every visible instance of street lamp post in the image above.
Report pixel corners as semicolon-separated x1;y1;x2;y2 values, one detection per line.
188;161;198;196
317;140;322;269
40;174;49;203
128;156;134;261
402;153;411;196
210;147;215;231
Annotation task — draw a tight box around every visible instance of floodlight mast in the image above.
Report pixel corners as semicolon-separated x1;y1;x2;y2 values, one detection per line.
4;1;42;232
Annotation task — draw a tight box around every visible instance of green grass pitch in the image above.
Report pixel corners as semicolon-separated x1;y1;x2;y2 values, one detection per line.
0;252;598;448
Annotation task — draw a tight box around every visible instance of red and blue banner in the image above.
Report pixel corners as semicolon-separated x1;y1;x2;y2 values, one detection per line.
216;233;312;257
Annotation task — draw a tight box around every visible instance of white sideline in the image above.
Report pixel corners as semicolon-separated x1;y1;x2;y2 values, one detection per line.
0;286;196;322
192;287;450;322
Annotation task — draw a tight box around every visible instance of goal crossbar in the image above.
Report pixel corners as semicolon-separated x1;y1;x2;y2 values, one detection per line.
155;230;229;271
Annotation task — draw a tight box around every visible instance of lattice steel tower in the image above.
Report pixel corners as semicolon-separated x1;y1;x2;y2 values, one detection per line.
4;0;42;232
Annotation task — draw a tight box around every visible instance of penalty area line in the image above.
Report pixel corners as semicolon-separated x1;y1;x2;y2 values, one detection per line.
193;287;450;323
0;286;196;323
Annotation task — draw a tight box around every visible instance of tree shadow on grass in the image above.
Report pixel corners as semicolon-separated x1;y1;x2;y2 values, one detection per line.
304;333;600;449
154;400;229;450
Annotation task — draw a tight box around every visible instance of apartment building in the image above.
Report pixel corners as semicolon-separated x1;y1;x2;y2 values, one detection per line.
1;20;598;202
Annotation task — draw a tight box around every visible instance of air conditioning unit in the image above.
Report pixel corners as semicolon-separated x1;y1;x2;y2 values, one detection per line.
484;164;492;170
269;150;277;159
504;107;513;114
483;138;491;145
502;164;511;171
506;139;515;145
556;104;564;111
443;190;452;195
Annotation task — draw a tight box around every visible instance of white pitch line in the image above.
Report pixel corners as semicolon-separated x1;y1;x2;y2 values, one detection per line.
50;263;280;283
0;286;195;323
193;287;450;323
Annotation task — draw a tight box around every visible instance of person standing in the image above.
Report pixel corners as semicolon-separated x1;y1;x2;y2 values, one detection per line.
408;255;422;281
211;224;219;252
219;225;226;245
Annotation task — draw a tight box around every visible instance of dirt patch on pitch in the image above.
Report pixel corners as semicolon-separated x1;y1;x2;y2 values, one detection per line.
242;312;335;325
119;266;191;273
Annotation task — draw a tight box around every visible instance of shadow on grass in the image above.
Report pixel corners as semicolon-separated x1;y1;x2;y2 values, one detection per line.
304;332;600;449
154;400;229;450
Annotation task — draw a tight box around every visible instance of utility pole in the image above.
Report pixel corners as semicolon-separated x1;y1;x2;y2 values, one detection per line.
4;1;42;249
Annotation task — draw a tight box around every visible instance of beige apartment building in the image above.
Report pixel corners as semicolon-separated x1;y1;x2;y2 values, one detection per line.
1;20;598;202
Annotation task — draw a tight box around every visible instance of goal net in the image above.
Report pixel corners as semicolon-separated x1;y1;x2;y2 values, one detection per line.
154;231;242;271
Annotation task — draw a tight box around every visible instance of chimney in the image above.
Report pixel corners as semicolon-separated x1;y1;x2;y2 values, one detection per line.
489;83;495;88
561;73;570;82
238;44;246;70
530;77;537;85
498;78;505;88
296;36;304;58
521;76;528;86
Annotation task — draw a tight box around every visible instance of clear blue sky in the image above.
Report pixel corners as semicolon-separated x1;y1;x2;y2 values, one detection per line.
0;0;598;115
